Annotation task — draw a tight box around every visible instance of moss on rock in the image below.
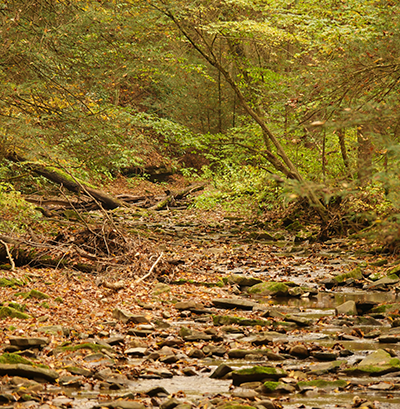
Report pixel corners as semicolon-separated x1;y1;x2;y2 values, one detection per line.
247;282;289;296
0;306;31;319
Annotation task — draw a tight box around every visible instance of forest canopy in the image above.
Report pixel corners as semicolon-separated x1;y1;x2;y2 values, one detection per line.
1;0;400;249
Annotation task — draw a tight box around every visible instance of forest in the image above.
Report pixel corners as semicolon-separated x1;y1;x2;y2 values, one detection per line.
1;1;400;409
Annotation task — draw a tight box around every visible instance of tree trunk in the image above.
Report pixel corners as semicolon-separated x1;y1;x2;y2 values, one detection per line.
357;126;373;186
337;129;350;172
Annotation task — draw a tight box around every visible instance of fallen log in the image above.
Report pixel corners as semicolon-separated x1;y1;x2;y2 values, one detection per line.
6;152;128;210
149;183;205;211
28;163;128;210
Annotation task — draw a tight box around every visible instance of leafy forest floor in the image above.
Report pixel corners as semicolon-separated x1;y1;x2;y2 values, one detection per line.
1;178;400;409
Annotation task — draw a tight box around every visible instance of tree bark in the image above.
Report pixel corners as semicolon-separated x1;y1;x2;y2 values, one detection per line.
357;126;373;186
337;129;350;172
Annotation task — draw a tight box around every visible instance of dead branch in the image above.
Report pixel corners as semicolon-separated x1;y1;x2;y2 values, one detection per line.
137;252;164;282
0;240;15;270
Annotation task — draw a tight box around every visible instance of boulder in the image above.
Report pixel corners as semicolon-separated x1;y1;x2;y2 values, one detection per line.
335;300;358;316
247;282;289;297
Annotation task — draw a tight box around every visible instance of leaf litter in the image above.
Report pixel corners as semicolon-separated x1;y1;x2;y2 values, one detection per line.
1;205;400;409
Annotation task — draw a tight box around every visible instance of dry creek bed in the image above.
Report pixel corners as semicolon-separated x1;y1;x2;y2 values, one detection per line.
1;214;400;409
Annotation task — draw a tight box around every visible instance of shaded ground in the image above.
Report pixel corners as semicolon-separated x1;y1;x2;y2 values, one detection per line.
1;190;400;409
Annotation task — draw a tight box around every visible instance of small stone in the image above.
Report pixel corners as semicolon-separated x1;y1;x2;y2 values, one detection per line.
112;308;149;324
210;363;233;379
182;367;197;376
145;386;169;397
335;300;358;316
160;398;181;409
188;348;205;359
125;347;147;356
289;345;309;358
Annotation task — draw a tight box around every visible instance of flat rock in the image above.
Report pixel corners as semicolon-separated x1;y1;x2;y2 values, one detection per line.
112;308;149;324
83;353;114;367
0;364;58;382
378;335;400;343
174;301;204;310
37;326;69;336
125;347;147;356
182;330;212;342
93;401;145;409
211;298;255;310
311;351;338;361
9;337;49;349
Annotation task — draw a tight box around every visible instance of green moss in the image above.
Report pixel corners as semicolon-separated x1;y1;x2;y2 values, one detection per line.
8;302;26;312
0;277;25;287
247;282;289;296
43;166;97;189
58;342;111;352
0;353;34;365
0;306;31;319
25;289;50;300
54;297;63;303
296;380;348;389
345;365;389;374
263;381;280;391
389;358;400;367
334;267;363;283
371;304;392;313
235;366;278;376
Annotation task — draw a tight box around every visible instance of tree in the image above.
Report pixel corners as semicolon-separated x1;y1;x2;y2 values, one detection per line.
145;0;331;222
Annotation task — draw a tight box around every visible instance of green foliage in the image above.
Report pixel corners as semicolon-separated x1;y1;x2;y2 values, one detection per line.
193;161;283;215
0;183;40;233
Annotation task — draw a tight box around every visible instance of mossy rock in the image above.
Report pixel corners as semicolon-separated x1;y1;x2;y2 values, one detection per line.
369;259;388;267
0;306;31;320
368;272;386;281
344;349;400;376
333;267;363;283
247;282;289;297
8;302;26;312
25;289;50;300
54;342;111;354
388;265;400;275
371;303;400;314
0;353;33;366
0;277;25;287
231;365;287;386
262;381;280;392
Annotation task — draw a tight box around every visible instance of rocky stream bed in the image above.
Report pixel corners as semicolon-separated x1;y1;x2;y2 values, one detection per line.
1;210;400;409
